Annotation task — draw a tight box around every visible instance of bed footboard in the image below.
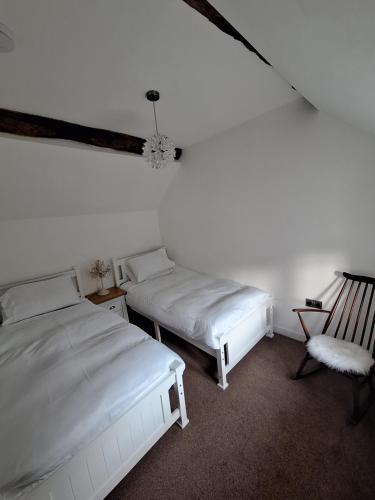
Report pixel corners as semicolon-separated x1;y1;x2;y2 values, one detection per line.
14;364;188;500
216;302;273;390
266;304;274;338
216;345;229;390
171;360;189;428
131;302;273;392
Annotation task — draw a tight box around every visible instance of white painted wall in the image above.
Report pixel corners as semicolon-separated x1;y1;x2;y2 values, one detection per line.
159;99;375;339
0;211;161;293
0;135;172;292
0;135;178;219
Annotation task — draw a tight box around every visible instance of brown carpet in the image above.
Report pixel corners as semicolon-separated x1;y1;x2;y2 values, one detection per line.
107;314;375;500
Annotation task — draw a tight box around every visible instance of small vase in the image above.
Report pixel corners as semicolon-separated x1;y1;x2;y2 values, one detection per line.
97;288;110;296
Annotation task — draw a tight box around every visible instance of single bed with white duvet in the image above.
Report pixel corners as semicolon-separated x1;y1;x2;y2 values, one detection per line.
0;270;188;500
122;266;271;350
113;250;274;389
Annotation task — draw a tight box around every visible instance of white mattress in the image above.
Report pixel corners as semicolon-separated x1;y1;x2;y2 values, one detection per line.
0;300;183;498
122;266;271;350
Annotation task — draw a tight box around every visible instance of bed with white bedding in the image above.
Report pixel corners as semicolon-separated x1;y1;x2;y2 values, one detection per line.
113;251;274;389
0;269;188;500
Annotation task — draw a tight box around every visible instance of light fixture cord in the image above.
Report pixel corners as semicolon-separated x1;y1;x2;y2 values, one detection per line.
152;101;159;136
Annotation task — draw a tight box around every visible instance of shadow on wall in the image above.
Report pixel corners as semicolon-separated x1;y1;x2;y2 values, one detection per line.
169;248;353;338
227;253;375;340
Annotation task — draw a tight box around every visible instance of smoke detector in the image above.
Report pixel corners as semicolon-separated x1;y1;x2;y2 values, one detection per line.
0;23;14;52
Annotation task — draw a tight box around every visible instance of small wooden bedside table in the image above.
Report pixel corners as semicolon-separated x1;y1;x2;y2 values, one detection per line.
86;287;129;321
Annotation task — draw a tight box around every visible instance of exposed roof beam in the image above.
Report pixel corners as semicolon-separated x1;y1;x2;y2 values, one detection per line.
182;0;271;66
0;108;183;160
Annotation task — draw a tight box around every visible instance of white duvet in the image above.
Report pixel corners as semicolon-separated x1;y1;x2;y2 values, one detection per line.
123;266;271;349
0;300;183;498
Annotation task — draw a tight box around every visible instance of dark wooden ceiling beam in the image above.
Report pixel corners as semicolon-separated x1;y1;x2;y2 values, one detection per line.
182;0;271;66
0;108;183;160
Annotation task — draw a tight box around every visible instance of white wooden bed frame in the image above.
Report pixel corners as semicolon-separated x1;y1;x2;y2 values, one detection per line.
0;268;188;500
112;257;274;390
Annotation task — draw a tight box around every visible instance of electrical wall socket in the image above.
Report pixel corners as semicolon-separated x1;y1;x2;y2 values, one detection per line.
305;298;322;309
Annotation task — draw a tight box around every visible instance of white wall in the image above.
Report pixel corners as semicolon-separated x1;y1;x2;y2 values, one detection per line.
0;135;174;292
0;211;161;293
159;99;375;338
0;135;178;219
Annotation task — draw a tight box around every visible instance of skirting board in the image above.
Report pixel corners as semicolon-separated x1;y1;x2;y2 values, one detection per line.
274;325;305;342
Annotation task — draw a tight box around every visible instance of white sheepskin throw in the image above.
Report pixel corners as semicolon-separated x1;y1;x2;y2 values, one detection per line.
307;335;374;375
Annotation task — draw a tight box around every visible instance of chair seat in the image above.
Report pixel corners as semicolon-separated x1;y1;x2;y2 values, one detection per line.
307;335;374;375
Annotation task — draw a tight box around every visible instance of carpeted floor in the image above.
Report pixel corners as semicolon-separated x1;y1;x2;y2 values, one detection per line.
107;314;375;500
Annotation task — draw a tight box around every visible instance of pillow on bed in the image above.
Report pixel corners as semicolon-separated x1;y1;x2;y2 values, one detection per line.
0;275;82;326
126;248;175;283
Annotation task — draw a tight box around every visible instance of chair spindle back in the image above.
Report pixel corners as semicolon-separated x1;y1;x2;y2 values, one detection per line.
322;272;375;356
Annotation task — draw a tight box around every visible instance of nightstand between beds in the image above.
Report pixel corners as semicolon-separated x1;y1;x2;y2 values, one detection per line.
86;287;129;321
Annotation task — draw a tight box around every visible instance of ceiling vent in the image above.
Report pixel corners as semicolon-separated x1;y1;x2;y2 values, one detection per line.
0;23;14;52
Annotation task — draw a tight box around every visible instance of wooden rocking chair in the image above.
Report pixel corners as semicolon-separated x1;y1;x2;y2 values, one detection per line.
292;272;375;424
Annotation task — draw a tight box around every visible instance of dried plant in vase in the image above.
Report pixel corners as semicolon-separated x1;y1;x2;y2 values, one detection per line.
90;259;112;296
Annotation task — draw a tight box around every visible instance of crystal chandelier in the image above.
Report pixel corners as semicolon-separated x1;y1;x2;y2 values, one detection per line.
143;90;176;169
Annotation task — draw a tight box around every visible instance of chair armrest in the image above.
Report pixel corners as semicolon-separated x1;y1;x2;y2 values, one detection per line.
292;308;331;340
292;308;331;314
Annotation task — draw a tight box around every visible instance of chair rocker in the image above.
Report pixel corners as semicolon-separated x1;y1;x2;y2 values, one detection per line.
292;272;375;424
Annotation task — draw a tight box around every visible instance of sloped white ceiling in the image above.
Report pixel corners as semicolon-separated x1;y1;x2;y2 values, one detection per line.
0;0;296;148
0;135;179;220
213;0;375;136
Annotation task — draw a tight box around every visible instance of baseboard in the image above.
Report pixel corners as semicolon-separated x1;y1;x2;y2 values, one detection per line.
274;325;305;342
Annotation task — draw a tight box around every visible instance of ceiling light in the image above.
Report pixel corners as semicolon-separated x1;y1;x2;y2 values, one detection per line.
143;90;175;169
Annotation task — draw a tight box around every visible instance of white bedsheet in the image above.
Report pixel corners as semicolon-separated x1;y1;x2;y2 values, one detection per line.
122;266;271;350
0;300;183;498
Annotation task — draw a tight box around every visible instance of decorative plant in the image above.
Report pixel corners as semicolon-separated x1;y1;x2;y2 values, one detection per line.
90;259;112;296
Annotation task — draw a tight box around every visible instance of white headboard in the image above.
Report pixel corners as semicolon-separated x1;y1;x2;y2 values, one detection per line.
112;247;166;288
112;257;128;288
0;267;84;297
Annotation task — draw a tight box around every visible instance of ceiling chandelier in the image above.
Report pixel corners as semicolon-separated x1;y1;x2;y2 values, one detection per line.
143;90;175;169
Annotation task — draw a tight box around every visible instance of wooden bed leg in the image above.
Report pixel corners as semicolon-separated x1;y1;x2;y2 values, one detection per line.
154;322;162;342
266;304;274;338
171;361;189;429
216;345;229;390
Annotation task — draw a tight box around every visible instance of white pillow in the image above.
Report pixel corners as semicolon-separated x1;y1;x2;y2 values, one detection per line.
0;275;82;326
123;248;169;282
126;248;175;283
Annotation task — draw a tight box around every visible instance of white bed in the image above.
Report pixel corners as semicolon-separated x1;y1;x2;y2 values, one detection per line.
0;268;188;500
112;257;274;389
